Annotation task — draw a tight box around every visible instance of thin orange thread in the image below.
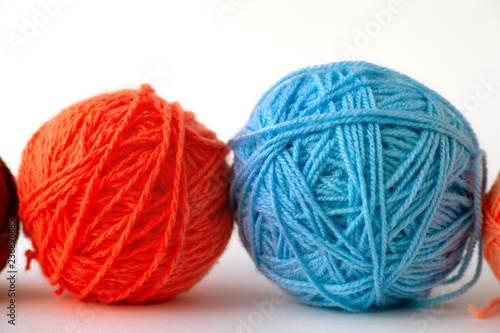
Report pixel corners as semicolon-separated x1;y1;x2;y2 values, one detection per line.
469;297;500;319
25;249;36;270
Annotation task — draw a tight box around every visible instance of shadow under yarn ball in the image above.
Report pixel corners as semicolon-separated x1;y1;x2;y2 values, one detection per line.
18;84;233;303
229;61;485;312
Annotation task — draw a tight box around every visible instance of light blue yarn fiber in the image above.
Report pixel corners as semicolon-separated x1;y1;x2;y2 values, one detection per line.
229;61;486;312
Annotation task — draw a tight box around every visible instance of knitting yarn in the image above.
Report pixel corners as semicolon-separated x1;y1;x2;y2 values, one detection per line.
230;61;485;312
0;158;19;271
18;84;233;303
470;171;500;318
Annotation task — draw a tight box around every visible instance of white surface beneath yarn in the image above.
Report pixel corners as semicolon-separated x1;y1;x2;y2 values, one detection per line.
1;0;500;332
2;228;500;333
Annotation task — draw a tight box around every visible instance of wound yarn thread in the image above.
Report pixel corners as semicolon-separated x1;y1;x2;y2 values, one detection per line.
470;171;500;318
0;157;19;271
18;84;233;303
229;61;485;312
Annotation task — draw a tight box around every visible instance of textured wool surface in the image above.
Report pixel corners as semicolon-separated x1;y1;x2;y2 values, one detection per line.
470;171;500;318
229;61;486;312
18;84;233;303
0;157;19;271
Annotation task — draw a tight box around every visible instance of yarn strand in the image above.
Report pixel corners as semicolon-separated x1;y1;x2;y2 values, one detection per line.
410;150;485;308
469;297;500;319
469;169;500;318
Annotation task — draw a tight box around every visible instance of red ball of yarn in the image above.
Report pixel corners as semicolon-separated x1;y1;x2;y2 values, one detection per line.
0;158;19;271
18;84;233;303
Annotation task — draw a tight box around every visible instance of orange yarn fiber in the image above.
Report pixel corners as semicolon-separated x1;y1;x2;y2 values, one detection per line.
0;158;19;271
470;170;500;318
18;84;233;303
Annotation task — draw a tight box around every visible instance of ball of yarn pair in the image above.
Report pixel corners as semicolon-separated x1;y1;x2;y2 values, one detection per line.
18;84;233;303
470;171;500;318
230;61;485;312
0;158;19;271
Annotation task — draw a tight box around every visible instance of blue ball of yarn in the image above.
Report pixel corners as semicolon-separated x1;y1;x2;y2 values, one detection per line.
229;61;486;312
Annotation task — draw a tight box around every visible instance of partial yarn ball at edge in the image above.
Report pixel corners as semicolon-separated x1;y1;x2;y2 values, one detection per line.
470;170;500;318
0;158;19;272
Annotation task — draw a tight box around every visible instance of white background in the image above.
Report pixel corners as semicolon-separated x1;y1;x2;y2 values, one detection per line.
1;0;500;332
